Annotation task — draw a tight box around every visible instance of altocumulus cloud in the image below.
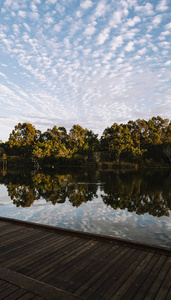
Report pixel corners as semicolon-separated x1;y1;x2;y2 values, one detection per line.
0;0;170;141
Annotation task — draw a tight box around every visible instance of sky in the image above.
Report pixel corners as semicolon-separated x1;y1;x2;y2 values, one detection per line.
0;0;171;142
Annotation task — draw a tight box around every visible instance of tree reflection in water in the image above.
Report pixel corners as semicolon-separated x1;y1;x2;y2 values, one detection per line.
101;170;171;217
0;169;170;217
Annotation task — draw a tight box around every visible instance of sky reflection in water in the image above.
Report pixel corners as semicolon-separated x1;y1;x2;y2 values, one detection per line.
0;169;170;248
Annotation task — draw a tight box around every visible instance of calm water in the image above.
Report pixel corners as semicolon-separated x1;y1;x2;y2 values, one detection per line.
0;168;170;247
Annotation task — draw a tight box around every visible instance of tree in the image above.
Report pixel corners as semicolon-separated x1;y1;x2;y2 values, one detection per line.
147;116;169;145
8;123;40;147
69;125;88;152
101;123;133;162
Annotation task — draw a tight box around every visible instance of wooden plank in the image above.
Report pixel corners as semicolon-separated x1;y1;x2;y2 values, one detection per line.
0;288;29;300
166;286;171;300
110;252;154;300
68;247;135;295
32;238;95;281
4;237;74;271
18;237;84;277
0;226;32;244
0;267;81;300
0;279;6;286
45;241;113;288
45;240;108;286
0;221;12;228
94;250;147;300
117;254;160;300
132;255;167;300
15;291;38;300
0;230;56;260
7;234;75;274
0;223;20;235
0;283;19;299
0;228;44;252
80;248;144;299
0;222;35;237
155;266;171;300
0;282;11;293
144;258;171;300
0;231;53;260
0;233;70;269
29;295;46;300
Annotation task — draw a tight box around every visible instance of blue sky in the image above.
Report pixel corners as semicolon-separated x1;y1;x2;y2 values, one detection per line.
0;0;171;142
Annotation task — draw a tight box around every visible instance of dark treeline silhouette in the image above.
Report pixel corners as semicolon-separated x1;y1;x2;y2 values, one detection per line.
0;169;170;217
0;116;170;166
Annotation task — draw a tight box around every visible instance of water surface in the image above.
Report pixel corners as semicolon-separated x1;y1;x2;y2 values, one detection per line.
0;168;170;247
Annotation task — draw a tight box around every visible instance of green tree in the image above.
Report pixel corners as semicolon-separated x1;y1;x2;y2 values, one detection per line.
8;123;40;147
69;125;88;150
101;123;133;162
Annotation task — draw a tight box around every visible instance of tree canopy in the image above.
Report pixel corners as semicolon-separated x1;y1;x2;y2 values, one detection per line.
1;116;170;166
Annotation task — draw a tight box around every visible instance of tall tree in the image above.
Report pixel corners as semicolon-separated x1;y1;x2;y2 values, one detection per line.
8;123;40;147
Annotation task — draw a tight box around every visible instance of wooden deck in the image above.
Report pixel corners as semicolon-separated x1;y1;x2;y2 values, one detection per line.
0;217;170;300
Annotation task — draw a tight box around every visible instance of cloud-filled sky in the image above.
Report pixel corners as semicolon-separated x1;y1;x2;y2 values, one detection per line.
0;0;171;141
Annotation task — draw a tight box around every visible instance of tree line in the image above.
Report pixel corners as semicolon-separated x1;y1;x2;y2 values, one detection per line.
0;116;171;166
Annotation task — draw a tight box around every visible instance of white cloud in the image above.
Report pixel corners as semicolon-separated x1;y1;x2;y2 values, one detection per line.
54;24;62;33
125;41;135;52
46;0;57;4
135;3;154;16
29;12;39;20
111;35;123;51
165;22;171;30
45;16;54;24
144;3;154;15
0;72;7;78
127;0;138;8
84;23;96;36
127;16;141;27
23;23;31;32
76;10;82;18
31;2;38;12
11;1;21;11
110;10;123;27
152;15;162;26
156;0;168;12
80;0;93;10
158;41;170;49
148;43;158;52
4;0;12;7
55;4;65;15
161;30;170;36
124;31;136;39
18;11;27;18
164;60;171;66
138;47;147;55
13;24;20;35
116;57;123;64
94;0;108;18
97;27;110;45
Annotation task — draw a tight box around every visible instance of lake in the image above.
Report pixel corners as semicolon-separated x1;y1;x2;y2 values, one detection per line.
0;168;170;248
